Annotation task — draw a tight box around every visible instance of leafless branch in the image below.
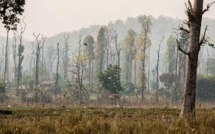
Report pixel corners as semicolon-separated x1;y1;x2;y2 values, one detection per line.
202;1;215;14
156;36;165;54
33;33;40;39
40;36;46;49
185;0;195;21
183;19;191;28
179;25;190;33
176;39;190;56
199;26;208;45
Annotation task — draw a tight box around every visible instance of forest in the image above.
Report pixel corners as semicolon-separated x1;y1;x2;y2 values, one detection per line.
0;0;215;133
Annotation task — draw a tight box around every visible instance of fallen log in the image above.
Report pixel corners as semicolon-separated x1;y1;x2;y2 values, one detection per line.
0;110;12;115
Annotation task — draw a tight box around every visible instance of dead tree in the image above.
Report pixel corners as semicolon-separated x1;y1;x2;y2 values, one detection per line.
155;36;164;102
77;36;85;105
178;0;214;117
33;33;45;88
3;30;9;89
0;45;4;77
12;32;17;86
16;18;26;95
147;47;151;93
71;36;86;105
113;29;121;77
55;43;60;99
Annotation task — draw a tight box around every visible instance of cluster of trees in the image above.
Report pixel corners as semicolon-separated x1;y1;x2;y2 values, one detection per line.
0;0;215;118
0;0;25;100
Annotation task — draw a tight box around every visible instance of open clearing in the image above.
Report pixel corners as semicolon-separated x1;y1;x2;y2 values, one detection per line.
0;107;215;134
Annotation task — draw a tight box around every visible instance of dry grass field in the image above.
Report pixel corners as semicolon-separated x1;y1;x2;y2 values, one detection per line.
0;106;215;134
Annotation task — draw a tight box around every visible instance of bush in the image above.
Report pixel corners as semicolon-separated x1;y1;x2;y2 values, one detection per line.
197;76;215;102
0;82;8;103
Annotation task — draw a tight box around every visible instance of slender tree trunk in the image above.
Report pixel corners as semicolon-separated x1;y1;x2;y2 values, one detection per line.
147;48;150;92
35;50;40;88
12;33;17;92
17;53;21;95
55;43;60;98
156;49;160;102
174;49;179;102
78;36;83;105
155;37;164;102
4;30;9;90
134;60;136;86
142;34;147;100
180;0;204;117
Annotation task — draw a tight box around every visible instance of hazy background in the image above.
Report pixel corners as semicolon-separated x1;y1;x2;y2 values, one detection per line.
0;0;215;40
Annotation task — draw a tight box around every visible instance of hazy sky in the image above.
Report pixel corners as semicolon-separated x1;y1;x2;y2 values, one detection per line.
0;0;215;40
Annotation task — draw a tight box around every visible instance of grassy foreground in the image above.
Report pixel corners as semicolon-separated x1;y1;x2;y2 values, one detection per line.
0;107;215;134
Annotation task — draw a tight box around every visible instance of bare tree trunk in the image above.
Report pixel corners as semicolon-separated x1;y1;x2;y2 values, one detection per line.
147;48;150;93
180;0;207;117
33;33;45;101
55;43;60;101
4;30;9;90
16;19;26;96
0;45;4;76
155;37;164;102
12;32;17;89
141;34;147;100
155;45;160;101
17;45;24;96
35;48;40;88
78;36;83;105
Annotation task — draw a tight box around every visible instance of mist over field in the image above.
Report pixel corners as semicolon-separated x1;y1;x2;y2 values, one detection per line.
0;0;215;133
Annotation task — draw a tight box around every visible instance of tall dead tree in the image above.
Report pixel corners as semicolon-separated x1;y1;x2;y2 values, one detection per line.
70;36;86;105
76;36;85;105
16;18;26;95
3;30;9;89
0;44;4;77
155;37;164;102
55;43;60;98
113;29;121;80
178;0;214;117
12;32;17;85
33;33;45;88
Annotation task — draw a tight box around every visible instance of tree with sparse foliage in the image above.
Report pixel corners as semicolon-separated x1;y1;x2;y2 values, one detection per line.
16;17;26;96
178;0;215;117
166;35;177;74
84;35;95;87
122;29;136;84
0;0;25;90
97;26;107;72
136;15;152;100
